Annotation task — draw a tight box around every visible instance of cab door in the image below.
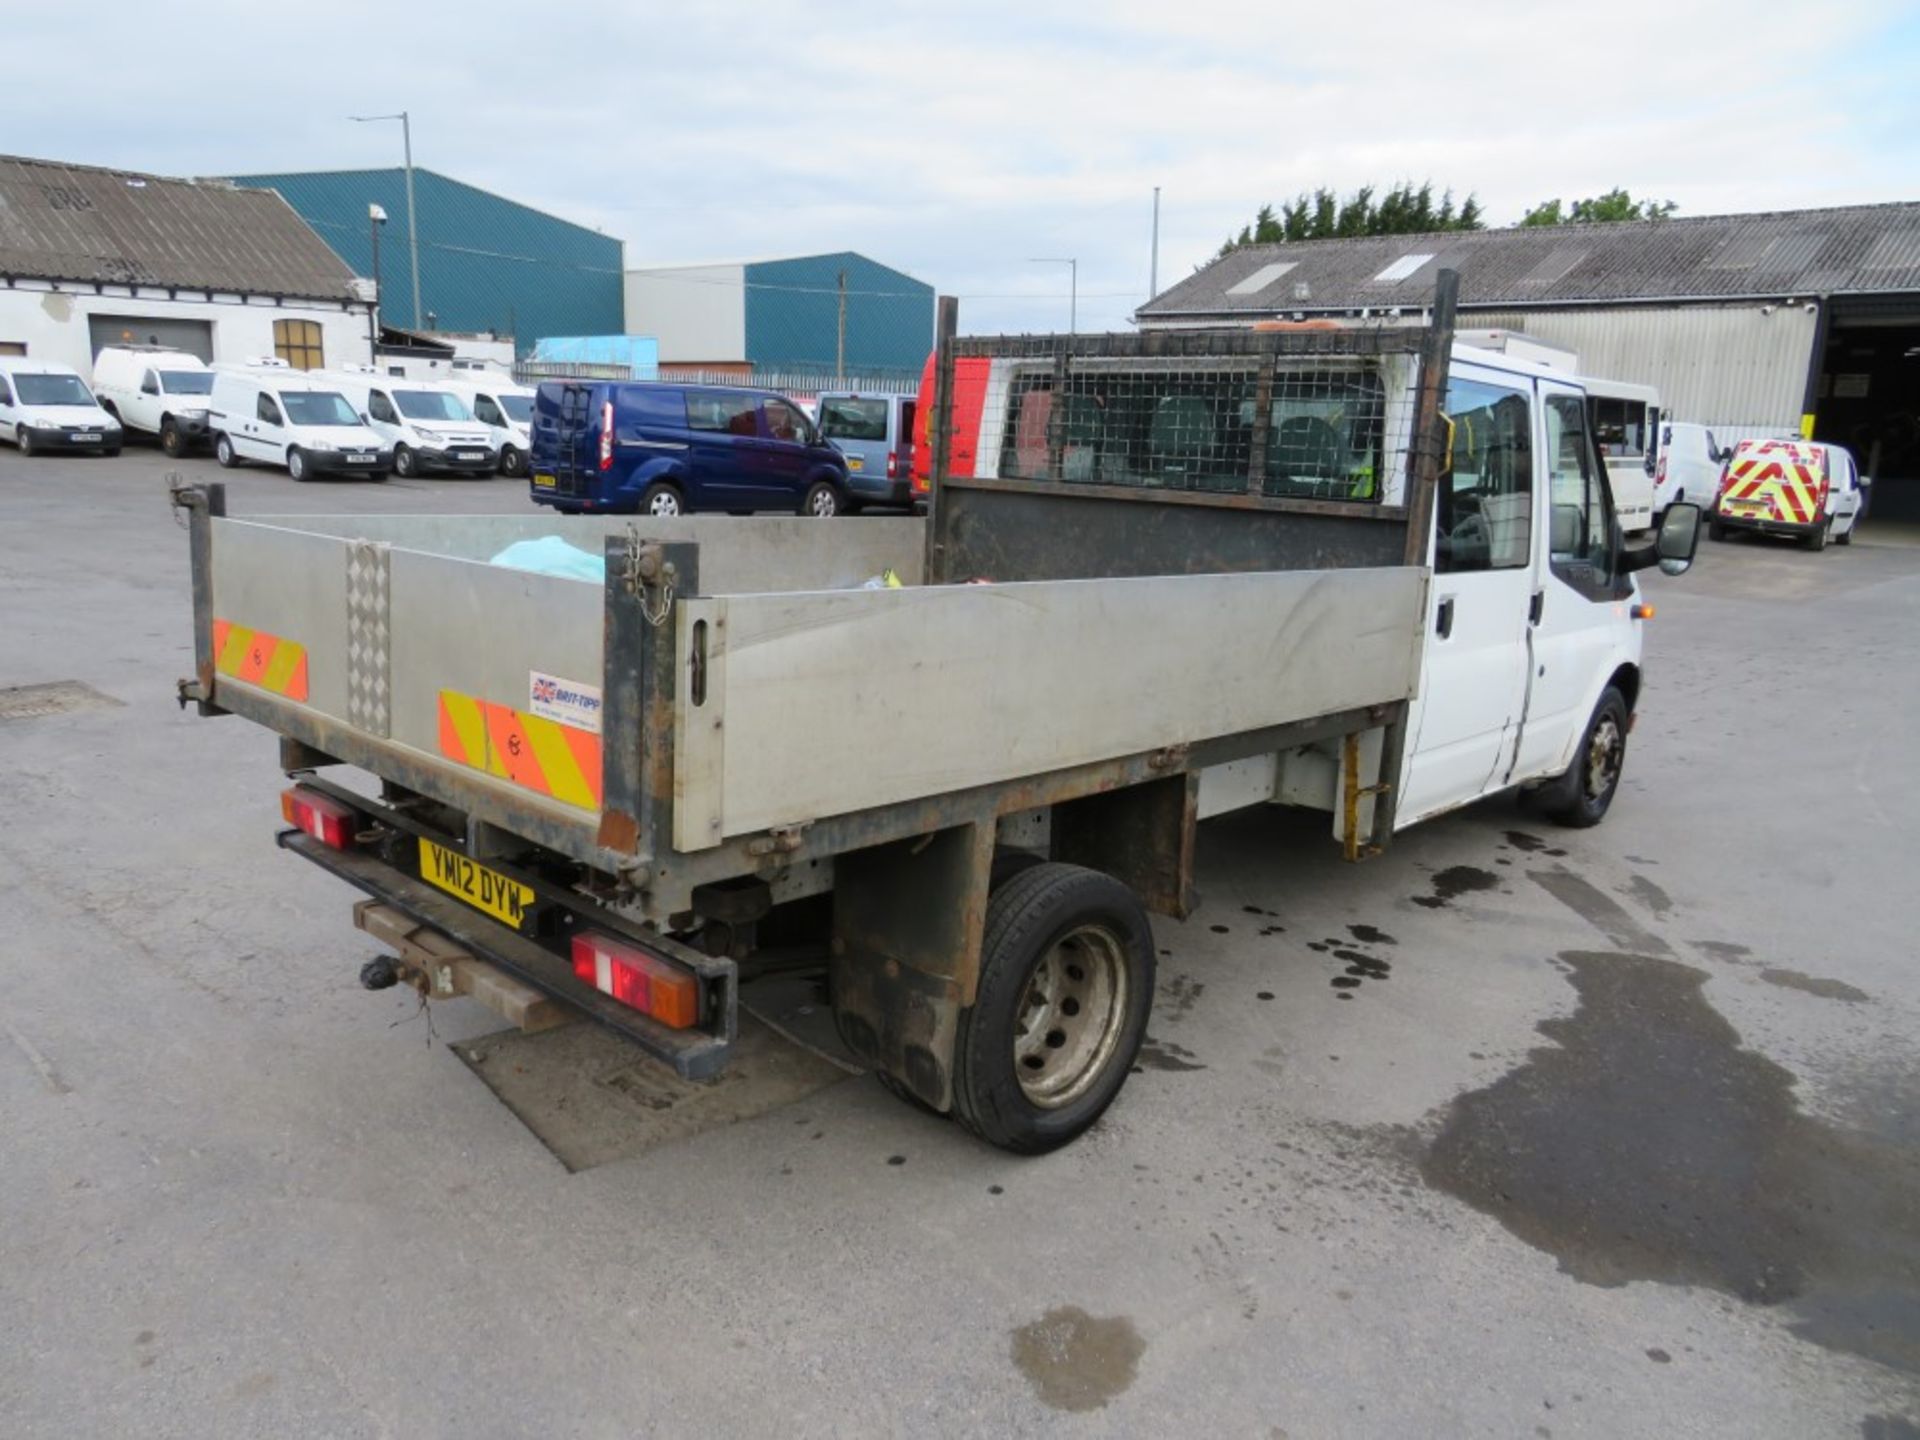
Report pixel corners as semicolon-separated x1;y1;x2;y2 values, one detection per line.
1400;365;1539;825
243;391;287;461
1512;384;1625;784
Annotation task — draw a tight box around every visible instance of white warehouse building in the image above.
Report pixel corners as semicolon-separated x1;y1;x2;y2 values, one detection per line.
0;154;375;375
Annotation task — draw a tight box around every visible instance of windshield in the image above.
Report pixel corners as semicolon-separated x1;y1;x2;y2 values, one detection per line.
15;373;95;407
280;391;362;427
498;393;532;424
160;371;214;396
819;396;889;442
394;389;472;423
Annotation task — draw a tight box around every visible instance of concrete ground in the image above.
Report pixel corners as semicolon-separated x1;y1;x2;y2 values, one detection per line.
2;446;1915;1438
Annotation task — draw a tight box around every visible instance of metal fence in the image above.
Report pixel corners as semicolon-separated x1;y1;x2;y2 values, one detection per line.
510;361;922;399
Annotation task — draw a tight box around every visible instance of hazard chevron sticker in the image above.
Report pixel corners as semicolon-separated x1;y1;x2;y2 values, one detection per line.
437;688;603;812
212;619;309;702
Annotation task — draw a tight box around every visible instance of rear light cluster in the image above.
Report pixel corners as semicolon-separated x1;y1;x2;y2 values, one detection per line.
281;786;356;849
886;449;899;480
571;930;699;1029
598;400;614;472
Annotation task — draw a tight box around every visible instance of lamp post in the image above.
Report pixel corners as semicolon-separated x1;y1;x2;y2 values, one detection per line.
1030;257;1078;334
366;202;387;365
349;111;422;329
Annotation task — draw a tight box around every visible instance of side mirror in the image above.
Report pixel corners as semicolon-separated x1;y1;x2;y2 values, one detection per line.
1624;502;1702;575
360;412;372;424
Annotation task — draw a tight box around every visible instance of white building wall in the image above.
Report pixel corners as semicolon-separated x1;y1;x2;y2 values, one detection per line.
1469;303;1821;430
0;281;373;374
623;263;746;363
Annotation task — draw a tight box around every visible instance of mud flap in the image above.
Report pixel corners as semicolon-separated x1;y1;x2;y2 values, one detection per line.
830;819;994;1112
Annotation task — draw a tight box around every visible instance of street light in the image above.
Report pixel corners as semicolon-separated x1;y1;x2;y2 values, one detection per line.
1030;257;1078;334
366;202;388;364
349;111;422;329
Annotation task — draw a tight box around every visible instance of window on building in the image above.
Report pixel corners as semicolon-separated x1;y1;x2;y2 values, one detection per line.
1436;376;1533;573
273;319;324;371
1588;395;1650;458
0;342;26;357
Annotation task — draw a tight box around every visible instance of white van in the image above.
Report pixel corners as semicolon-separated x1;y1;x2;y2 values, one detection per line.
0;358;123;456
207;364;390;480
316;370;496;479
444;379;534;476
1583;377;1659;533
93;345;215;456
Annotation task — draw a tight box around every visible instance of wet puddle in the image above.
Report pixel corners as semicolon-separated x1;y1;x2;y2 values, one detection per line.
1011;1306;1145;1412
1421;950;1920;1373
1412;865;1500;909
1135;1036;1205;1072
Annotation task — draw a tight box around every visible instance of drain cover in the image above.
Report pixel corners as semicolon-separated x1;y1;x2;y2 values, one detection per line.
0;680;124;722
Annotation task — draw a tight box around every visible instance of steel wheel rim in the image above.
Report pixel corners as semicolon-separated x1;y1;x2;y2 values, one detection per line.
1585;715;1623;800
1013;923;1129;1108
649;490;680;516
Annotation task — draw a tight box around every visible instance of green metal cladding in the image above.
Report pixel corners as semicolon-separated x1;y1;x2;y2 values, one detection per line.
744;253;933;376
229;168;622;355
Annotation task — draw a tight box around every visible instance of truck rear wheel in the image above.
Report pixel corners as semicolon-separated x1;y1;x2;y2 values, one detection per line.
950;862;1154;1154
1806;517;1830;552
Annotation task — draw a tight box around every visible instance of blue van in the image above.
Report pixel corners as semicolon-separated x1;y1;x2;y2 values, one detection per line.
528;381;853;517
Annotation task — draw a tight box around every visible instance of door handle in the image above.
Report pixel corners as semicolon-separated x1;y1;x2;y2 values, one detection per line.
1436;597;1455;639
1529;589;1545;625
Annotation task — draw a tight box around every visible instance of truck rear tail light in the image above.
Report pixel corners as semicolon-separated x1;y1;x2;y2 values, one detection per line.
280;786;356;849
598;401;614;471
570;930;699;1029
887;449;899;480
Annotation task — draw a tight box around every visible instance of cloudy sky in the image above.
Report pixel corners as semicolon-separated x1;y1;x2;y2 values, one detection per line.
8;0;1919;334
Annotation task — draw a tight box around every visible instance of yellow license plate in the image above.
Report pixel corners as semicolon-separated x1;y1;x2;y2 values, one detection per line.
532;471;557;488
847;456;864;471
418;837;536;928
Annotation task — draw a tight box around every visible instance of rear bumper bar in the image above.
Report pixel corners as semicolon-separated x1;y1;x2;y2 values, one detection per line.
280;829;737;1080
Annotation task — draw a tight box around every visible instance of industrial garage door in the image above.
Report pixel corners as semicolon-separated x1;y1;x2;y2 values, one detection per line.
1814;293;1920;523
86;315;214;362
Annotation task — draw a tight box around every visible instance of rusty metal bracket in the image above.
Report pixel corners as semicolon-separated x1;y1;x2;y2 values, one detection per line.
1341;730;1390;863
746;823;811;858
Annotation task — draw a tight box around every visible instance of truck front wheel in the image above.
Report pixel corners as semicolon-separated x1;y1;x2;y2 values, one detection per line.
1528;686;1629;829
950;863;1154;1154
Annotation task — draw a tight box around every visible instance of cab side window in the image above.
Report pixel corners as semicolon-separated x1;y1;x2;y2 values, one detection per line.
0;377;12;406
1545;394;1613;583
141;370;160;395
256;393;284;426
763;399;812;444
369;391;398;424
1436;376;1533;573
473;396;503;426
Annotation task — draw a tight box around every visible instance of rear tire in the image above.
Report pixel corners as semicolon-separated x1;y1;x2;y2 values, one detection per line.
1528;686;1629;829
640;482;684;517
1806;517;1830;552
801;481;842;518
1707;516;1727;542
214;432;238;468
950;863;1154;1154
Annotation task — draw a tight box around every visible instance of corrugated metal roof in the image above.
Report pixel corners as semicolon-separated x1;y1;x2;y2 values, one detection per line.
1140;203;1920;319
0;154;358;300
